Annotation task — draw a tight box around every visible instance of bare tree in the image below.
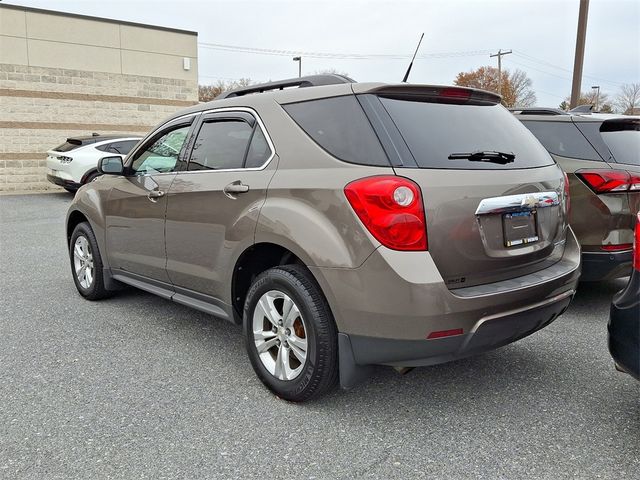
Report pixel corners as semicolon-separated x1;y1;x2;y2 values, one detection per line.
563;90;612;112
615;83;640;115
454;66;536;107
198;78;255;102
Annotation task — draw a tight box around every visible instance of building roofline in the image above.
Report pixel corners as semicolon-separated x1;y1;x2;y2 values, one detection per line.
0;3;198;36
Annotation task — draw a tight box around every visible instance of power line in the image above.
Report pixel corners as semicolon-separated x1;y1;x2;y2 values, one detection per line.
514;51;623;87
490;49;512;96
197;41;492;60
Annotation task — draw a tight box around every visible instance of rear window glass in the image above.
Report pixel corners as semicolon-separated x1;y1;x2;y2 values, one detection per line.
379;99;554;169
521;121;602;161
53;140;82;152
283;96;389;166
601;130;640;165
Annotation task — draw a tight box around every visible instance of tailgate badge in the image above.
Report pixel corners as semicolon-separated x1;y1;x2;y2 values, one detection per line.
521;195;538;209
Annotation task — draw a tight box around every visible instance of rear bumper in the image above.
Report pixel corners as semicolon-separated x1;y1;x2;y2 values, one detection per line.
581;250;632;282
342;290;572;368
310;228;581;387
608;273;640;380
47;174;81;191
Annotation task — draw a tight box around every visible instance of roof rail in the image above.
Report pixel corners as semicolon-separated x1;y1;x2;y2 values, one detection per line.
510;107;569;116
216;74;356;99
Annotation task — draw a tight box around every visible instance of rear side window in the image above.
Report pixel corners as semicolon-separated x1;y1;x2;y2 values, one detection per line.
521;121;602;161
189;121;253;171
379;99;554;169
283;96;389;166
245;127;271;168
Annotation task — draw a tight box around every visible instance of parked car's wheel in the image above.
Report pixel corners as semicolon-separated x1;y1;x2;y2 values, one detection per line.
69;222;111;300
244;265;338;402
83;171;102;184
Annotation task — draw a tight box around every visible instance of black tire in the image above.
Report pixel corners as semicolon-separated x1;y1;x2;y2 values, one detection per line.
243;265;338;402
69;222;111;301
83;171;101;185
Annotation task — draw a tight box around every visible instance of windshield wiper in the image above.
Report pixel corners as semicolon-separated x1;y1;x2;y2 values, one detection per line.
448;150;515;165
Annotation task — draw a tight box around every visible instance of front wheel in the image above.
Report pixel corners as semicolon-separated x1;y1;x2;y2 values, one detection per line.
69;222;111;300
244;265;338;402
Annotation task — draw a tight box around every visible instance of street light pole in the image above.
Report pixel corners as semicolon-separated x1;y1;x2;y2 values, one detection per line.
490;49;512;97
591;85;600;111
292;56;302;78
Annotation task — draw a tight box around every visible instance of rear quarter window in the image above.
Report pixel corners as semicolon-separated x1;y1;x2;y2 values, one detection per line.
282;95;390;167
521;120;603;161
53;141;82;152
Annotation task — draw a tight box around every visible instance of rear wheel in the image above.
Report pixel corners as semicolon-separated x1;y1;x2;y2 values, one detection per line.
244;265;338;402
83;171;101;185
69;222;111;300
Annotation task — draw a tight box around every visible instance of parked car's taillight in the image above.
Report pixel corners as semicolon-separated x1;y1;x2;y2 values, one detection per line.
575;169;640;193
57;155;73;164
563;171;571;215
634;212;640;271
344;176;427;251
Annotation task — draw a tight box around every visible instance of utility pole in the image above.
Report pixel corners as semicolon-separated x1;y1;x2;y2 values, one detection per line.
570;0;590;109
490;49;512;97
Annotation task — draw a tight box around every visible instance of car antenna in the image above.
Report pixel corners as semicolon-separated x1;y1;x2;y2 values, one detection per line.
401;33;424;83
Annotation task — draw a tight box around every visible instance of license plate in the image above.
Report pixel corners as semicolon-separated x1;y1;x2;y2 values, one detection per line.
503;210;538;247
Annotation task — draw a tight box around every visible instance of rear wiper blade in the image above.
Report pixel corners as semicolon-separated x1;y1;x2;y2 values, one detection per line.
448;150;515;165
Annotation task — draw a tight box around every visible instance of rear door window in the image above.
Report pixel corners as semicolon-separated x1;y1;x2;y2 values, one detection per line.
521;120;603;161
283;96;389;166
378;99;554;169
188;120;253;171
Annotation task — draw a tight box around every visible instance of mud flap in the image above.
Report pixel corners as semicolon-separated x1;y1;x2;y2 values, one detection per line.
338;333;375;389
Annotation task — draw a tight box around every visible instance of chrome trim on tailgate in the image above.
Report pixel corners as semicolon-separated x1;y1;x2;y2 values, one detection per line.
475;191;560;215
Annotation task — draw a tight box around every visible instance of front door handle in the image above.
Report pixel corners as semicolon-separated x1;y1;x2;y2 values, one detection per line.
223;181;250;198
147;190;165;201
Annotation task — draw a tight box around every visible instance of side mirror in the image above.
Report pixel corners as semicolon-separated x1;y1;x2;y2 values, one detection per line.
98;156;124;175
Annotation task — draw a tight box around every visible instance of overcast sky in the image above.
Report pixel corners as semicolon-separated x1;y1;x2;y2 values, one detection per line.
5;0;639;107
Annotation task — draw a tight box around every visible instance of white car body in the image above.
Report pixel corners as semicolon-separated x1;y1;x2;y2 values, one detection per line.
46;135;141;191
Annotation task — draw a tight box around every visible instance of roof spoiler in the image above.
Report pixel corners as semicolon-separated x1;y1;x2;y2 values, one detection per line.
217;74;356;99
364;85;501;106
600;118;640;133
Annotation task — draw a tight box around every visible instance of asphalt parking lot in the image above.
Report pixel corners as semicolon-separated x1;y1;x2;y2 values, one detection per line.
0;192;638;479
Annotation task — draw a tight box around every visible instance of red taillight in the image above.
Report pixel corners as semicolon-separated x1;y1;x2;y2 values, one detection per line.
634;212;640;271
575;169;640;194
601;244;633;252
344;176;427;251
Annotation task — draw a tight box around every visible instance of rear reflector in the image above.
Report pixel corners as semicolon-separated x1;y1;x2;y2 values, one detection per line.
427;328;464;339
601;244;633;252
575;169;640;193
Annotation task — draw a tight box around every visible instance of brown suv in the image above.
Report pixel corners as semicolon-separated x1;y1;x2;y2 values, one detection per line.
66;75;580;401
514;110;640;281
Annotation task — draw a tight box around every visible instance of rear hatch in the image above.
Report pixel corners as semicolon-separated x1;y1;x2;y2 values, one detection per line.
357;85;568;288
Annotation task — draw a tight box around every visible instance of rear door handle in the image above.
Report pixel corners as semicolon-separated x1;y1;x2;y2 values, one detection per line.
147;190;165;201
223;181;250;198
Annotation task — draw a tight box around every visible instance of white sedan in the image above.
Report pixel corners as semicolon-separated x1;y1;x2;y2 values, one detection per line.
46;134;141;192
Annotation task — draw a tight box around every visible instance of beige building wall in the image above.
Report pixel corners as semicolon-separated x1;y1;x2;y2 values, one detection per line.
0;4;198;191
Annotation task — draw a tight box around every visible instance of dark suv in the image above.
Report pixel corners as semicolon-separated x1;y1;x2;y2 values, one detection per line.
66;76;580;401
514;109;640;281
